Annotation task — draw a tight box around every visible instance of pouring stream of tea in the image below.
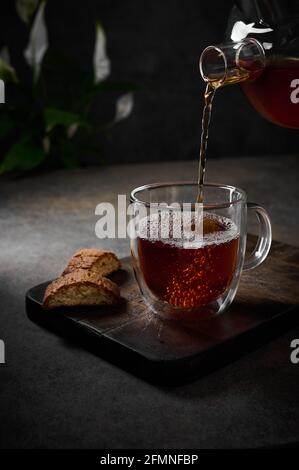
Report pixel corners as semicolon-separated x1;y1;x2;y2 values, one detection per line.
196;70;251;203
196;83;218;203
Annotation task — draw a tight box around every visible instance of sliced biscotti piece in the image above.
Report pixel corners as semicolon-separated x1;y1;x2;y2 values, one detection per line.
43;269;120;310
62;248;121;277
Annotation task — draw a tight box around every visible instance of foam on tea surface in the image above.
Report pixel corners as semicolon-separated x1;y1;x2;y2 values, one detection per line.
137;212;239;248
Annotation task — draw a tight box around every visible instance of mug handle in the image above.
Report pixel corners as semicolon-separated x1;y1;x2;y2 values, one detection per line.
243;202;272;271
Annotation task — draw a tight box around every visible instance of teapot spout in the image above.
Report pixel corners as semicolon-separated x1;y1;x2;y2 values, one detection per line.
199;38;265;87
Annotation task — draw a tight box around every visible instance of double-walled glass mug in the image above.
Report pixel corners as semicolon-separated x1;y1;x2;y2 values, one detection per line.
130;182;272;320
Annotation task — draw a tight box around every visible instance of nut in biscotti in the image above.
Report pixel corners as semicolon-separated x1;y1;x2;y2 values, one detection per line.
62;248;121;277
43;269;120;310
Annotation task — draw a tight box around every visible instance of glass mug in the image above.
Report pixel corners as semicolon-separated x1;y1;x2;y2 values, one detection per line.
130;182;272;320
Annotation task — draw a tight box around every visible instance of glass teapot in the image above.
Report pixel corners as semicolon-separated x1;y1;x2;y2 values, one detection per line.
199;0;299;128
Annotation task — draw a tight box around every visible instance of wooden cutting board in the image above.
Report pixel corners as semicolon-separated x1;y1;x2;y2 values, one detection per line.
26;237;299;385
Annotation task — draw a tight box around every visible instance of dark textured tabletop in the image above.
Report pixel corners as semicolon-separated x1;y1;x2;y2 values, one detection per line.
1;155;299;449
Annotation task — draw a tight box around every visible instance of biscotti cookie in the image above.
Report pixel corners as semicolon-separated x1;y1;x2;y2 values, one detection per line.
43;269;120;310
62;248;121;277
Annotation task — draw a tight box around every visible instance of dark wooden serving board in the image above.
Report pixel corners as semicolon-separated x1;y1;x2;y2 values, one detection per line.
26;238;299;385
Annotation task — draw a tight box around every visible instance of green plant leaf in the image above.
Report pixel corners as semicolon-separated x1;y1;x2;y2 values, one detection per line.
0;133;45;174
0;47;18;83
16;0;39;25
0;117;15;138
44;108;88;132
60;143;79;168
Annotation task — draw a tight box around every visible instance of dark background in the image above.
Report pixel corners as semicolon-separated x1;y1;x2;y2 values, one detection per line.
1;0;298;164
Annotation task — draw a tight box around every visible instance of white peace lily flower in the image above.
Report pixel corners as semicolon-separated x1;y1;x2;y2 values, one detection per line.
16;0;39;24
42;136;51;154
24;1;48;81
115;93;134;122
263;42;273;50
93;22;110;83
67;123;79;139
